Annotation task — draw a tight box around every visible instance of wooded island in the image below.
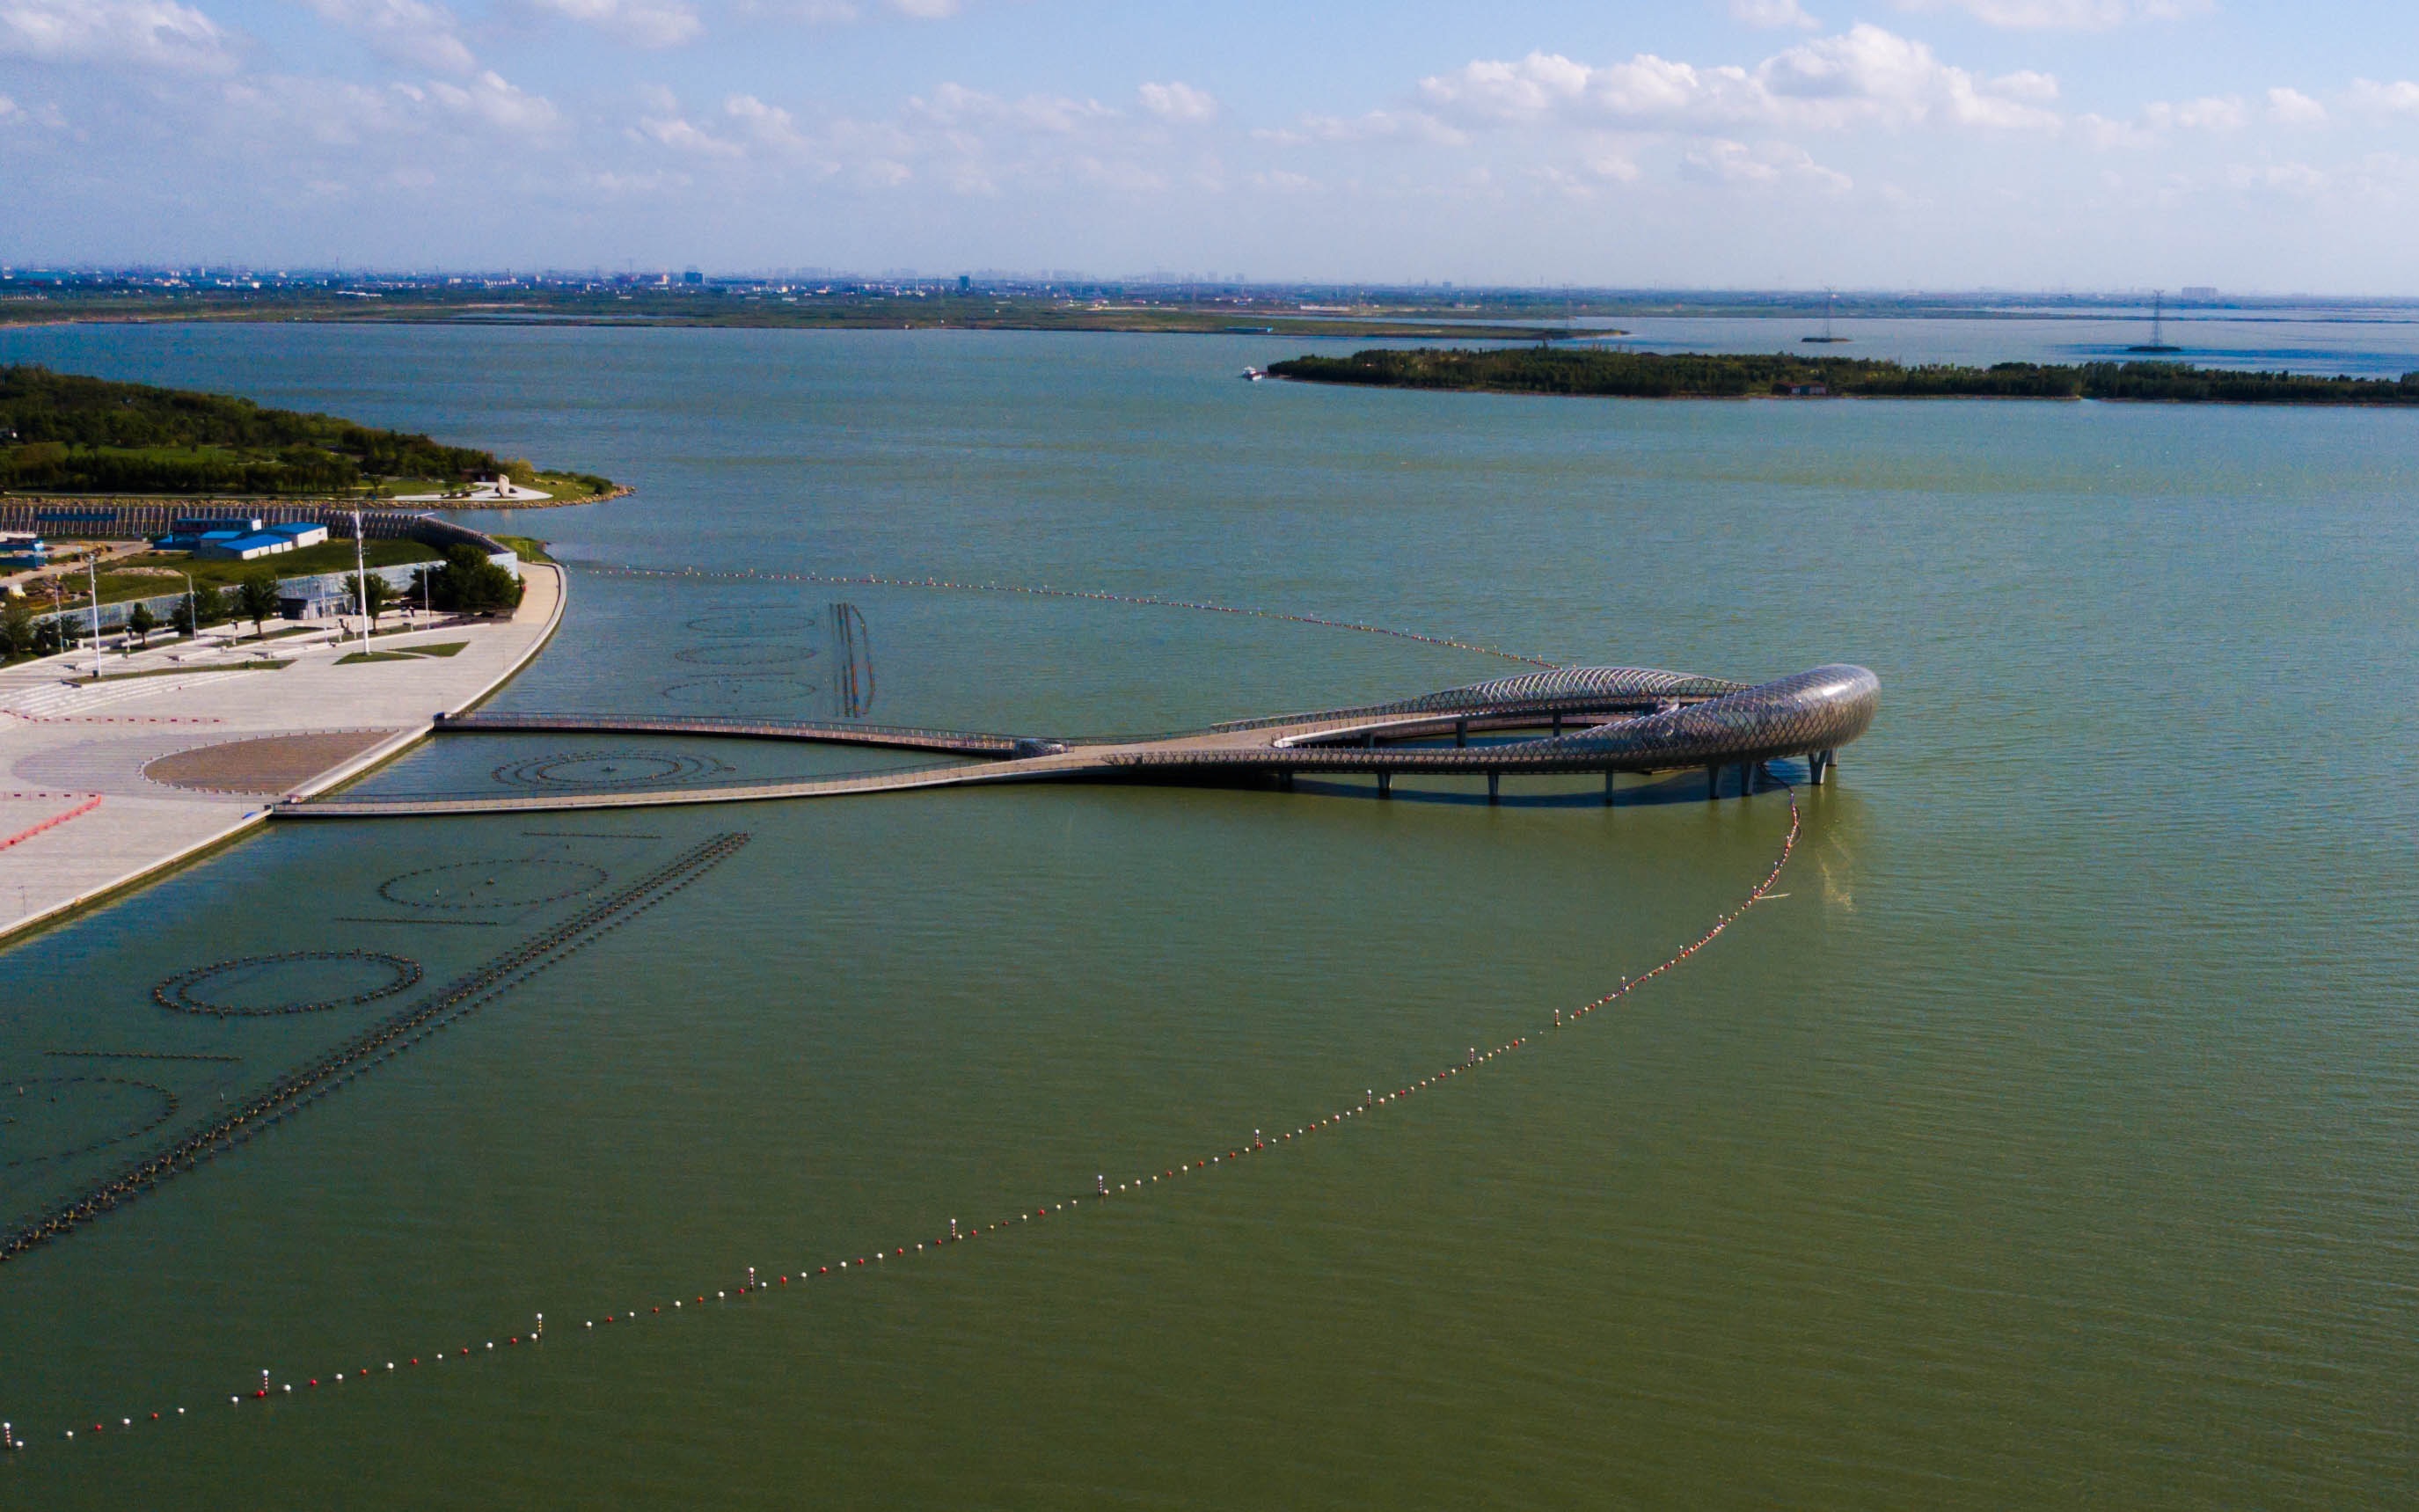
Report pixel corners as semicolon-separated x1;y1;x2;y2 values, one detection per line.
1266;347;2419;405
0;365;616;498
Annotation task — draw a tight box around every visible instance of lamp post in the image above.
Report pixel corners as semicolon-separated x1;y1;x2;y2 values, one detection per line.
179;570;196;646
350;510;371;646
84;553;103;681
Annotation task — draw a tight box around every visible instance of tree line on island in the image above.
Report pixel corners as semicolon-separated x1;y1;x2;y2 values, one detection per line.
1265;348;2419;404
0;365;612;496
0;544;522;663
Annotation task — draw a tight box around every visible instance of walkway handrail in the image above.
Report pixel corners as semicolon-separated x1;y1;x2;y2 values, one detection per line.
435;711;1024;755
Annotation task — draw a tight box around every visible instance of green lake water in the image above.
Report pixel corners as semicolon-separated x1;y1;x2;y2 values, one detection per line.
0;325;2415;1507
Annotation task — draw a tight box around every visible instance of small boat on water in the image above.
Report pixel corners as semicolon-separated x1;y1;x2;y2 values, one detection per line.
1241;367;1267;381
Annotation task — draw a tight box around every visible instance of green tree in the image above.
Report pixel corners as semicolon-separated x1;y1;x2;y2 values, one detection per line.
429;545;523;617
201;582;233;627
234;569;283;640
124;601;156;648
0;595;34;661
347;572;393;629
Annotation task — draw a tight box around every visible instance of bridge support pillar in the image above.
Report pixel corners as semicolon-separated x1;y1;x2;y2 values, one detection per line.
1454;719;1467;749
1378;771;1392;800
1278;770;1293;793
1737;761;1754;797
1552;712;1563;736
1810;749;1833;785
1487;771;1500;805
1604;770;1615;807
1706;763;1721;800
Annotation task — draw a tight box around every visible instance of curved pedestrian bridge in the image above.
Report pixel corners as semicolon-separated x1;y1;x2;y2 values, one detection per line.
275;663;1880;819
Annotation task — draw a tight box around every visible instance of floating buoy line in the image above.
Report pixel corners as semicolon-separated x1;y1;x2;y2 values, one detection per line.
6;792;1800;1457
589;565;1562;670
5;573;1796;1455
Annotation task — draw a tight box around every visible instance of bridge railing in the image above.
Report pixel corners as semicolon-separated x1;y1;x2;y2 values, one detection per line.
287;756;983;808
436;711;1025;752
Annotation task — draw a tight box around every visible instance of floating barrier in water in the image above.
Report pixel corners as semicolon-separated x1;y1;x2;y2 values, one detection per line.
12;791;1801;1453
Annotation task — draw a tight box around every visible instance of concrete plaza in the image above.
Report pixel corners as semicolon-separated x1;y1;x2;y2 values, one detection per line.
0;564;562;939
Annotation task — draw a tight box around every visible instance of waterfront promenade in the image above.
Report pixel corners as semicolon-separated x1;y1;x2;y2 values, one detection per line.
0;565;562;939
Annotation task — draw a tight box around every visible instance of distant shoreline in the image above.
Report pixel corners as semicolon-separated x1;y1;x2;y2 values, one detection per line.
1266;348;2419;407
0;485;632;512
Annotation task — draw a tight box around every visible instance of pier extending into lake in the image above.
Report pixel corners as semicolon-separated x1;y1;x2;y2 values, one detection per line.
278;663;1880;817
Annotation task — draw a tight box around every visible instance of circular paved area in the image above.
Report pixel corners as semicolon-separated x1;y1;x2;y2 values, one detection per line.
142;730;402;795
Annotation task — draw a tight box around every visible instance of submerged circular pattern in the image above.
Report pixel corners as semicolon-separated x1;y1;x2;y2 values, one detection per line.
378;858;610;910
660;677;818;705
673;643;814;667
154;950;424;1018
492;751;734;789
684;611;808;639
0;1077;179;1167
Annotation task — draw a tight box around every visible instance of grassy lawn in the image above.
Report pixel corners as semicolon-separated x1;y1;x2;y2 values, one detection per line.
339;641;466;665
487;534;554;564
534;472;618;501
370;472;611;503
69;539;443;606
95;660;289;680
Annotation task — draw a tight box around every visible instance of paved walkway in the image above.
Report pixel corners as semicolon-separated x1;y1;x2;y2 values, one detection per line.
0;564;562;939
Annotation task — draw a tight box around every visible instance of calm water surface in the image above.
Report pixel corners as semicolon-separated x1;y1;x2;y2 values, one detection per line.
0;324;2415;1508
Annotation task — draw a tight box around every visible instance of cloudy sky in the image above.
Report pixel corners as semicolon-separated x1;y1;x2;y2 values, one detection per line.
8;0;2419;288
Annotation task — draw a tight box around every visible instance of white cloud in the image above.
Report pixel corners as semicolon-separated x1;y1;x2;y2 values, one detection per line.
2079;94;2240;148
1420;26;2060;135
0;0;233;71
724;91;811;151
1890;0;2206;29
2076;112;2154;150
2143;94;2244;131
1681;136;1852;190
1139;80;1217;124
426;69;559;131
636;109;740;155
302;0;476;74
2345;79;2419;120
910;82;1115;135
1993;69;2058;103
533;0;701;48
2223;159;2329;196
1258;109;1465;148
1730;0;1819;29
2266;87;2325;127
732;0;978;19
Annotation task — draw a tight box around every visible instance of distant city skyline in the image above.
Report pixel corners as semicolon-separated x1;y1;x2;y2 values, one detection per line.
11;2;2419;290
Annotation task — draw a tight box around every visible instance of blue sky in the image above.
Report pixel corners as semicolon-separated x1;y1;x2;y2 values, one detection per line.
9;1;2419;288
